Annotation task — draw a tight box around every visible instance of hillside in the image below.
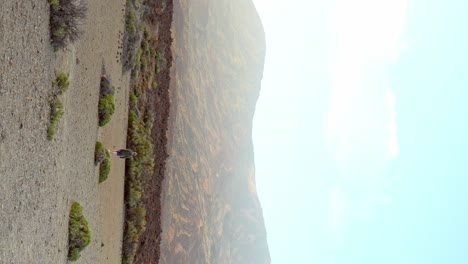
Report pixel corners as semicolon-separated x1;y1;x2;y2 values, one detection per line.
160;0;270;263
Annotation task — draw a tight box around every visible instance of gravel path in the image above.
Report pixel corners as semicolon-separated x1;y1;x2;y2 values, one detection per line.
0;0;129;263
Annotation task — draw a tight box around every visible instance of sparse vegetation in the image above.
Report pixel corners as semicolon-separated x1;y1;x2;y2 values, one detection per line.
47;73;69;141
122;108;154;261
98;75;116;127
48;0;88;49
121;0;173;262
68;202;91;261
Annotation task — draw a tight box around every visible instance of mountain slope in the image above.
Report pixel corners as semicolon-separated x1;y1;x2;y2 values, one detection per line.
161;0;269;263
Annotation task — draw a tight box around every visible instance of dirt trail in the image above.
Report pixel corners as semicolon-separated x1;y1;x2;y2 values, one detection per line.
0;0;129;263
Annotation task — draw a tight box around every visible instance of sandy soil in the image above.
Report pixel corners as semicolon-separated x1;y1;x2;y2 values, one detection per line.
0;0;130;263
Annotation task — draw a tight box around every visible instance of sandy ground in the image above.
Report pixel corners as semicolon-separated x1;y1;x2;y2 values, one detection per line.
0;0;129;263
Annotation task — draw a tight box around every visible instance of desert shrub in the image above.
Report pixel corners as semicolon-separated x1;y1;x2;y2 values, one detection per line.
68;202;91;261
128;206;146;231
128;189;142;207
53;72;70;95
47;98;65;141
144;111;154;131
126;9;137;35
140;56;147;71
154;50;161;62
100;75;114;97
129;92;138;109
125;221;138;243
94;141;105;164
134;85;142;97
47;72;71;140
99;150;111;183
132;48;143;71
98;93;115;127
49;0;88;49
155;63;160;74
143;40;150;55
48;0;60;8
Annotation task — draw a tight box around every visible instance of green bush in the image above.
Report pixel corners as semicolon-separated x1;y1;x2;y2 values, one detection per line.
47;98;64;141
98;93;115;127
99;150;111;183
68;202;91;261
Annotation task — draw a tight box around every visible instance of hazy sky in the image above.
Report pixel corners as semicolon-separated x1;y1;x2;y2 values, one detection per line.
252;0;468;263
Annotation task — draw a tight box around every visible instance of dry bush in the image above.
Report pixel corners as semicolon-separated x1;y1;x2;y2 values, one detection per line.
49;0;87;49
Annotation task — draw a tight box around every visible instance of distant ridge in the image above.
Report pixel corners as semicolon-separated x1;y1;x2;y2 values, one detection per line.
160;0;270;263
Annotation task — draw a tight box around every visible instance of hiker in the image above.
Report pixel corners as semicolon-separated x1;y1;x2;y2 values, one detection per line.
109;149;137;159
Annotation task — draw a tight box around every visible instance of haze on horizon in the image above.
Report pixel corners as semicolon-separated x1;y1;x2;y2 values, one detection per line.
252;0;468;263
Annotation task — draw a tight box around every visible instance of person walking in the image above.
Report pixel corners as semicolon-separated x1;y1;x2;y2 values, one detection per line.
109;149;137;159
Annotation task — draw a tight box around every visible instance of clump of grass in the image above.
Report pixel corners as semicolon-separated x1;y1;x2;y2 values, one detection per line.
68;202;91;261
99;151;111;183
47;98;65;141
48;0;88;49
98;75;116;127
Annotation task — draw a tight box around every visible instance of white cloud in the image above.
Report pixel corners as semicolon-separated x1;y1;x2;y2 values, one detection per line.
325;0;406;248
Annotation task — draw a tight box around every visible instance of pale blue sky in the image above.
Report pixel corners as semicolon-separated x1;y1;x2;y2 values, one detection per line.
252;0;468;263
